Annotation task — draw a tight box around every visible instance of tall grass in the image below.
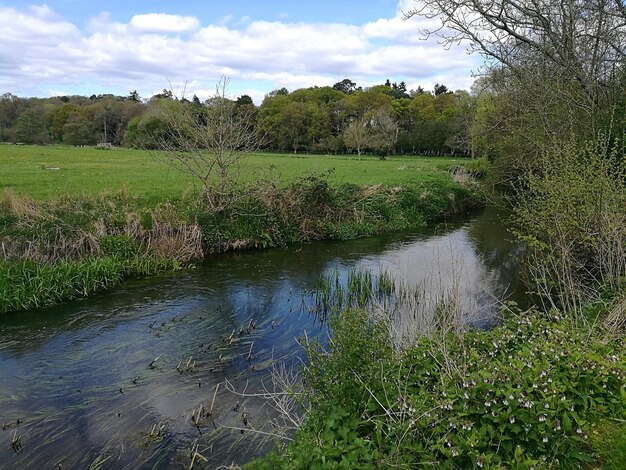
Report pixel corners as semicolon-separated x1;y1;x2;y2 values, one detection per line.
0;256;176;313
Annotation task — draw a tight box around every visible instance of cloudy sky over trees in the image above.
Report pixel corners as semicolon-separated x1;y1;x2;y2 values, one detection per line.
0;0;480;101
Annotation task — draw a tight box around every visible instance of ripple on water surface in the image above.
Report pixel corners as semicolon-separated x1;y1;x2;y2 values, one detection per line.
0;207;525;468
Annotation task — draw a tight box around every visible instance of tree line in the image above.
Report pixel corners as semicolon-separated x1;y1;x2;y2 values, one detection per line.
0;79;480;156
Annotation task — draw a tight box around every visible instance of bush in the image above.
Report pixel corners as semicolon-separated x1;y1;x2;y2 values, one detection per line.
513;135;626;311
257;306;626;468
99;234;140;259
465;156;491;178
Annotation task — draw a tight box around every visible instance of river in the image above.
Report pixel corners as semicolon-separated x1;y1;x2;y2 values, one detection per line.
0;206;527;469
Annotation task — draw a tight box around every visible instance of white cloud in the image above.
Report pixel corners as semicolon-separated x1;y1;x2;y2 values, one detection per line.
130;13;200;33
0;2;480;102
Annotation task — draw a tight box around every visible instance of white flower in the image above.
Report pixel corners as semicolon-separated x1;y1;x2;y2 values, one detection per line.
510;416;516;424
543;436;549;443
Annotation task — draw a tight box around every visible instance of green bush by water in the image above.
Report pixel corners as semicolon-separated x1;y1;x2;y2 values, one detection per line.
197;174;481;251
253;305;626;469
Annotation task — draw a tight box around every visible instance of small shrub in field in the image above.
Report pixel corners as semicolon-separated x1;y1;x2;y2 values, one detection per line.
257;305;626;469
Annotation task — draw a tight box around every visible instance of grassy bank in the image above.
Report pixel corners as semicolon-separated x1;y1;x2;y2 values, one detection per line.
251;300;626;469
0;161;482;313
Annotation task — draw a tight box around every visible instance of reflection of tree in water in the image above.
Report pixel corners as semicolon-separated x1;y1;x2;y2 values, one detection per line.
465;206;529;307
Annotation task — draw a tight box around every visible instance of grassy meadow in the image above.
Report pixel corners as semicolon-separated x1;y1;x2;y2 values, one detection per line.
0;144;464;202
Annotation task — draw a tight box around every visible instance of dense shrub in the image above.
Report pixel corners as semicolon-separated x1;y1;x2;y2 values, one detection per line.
196;174;482;252
99;234;140;259
254;305;626;468
513;136;626;311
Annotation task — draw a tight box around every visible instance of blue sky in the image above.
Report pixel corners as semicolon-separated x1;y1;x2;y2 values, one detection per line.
17;0;402;26
0;1;481;102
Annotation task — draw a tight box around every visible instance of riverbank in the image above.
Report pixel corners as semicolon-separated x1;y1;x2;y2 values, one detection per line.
0;172;483;313
0;208;518;468
250;298;626;469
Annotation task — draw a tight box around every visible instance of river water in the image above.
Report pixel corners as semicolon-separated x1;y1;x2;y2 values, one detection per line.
0;207;526;469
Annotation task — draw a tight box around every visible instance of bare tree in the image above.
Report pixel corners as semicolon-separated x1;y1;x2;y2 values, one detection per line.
342;116;370;156
154;78;260;211
405;0;626;107
368;108;399;160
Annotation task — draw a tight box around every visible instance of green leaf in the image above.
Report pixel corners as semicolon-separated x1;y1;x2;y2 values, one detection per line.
562;412;572;432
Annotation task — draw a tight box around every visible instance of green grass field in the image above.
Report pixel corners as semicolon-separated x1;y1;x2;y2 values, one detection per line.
0;145;465;203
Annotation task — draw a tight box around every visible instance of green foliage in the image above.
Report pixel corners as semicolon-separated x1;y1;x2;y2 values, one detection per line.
195;173;480;251
464;156;491;178
590;420;626;469
513;135;626;308
16;109;46;144
258;306;626;468
0;256;175;313
99;234;140;259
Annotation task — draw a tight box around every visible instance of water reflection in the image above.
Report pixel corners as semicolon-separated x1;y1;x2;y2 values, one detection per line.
0;206;524;468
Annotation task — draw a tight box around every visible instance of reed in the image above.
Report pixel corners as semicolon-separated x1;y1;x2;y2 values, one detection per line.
0;255;176;313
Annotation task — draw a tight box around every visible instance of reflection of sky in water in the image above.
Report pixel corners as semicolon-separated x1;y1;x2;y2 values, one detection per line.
323;227;500;344
0;208;522;468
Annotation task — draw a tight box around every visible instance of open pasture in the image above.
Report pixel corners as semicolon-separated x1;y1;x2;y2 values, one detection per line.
0;145;465;203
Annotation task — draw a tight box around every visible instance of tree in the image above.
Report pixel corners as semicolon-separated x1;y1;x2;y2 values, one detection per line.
16;109;45;144
235;95;254;106
46;103;75;142
367;108;399;159
342;117;370;156
405;0;626;140
152;89;174;100
333;79;359;95
0;93;25;141
63;109;96;146
128;90;141;102
154;78;261;211
433;83;449;96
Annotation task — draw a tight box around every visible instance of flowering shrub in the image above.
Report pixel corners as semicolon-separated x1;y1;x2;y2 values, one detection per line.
254;305;626;468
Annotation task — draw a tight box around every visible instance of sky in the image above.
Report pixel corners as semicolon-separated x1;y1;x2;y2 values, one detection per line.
0;0;482;103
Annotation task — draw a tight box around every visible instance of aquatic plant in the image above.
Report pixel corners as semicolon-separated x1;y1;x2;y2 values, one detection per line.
0;256;177;313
